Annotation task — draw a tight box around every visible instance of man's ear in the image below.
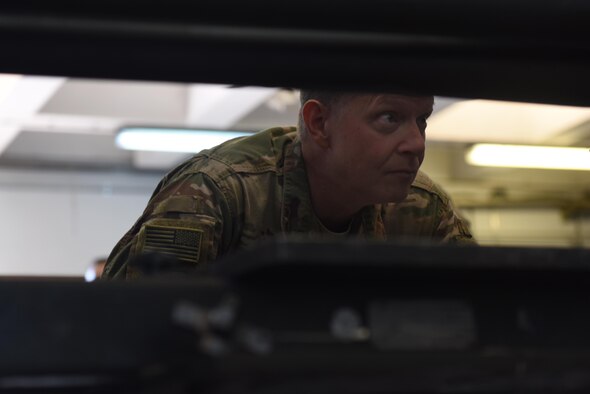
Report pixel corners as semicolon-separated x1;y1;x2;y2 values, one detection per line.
301;99;330;149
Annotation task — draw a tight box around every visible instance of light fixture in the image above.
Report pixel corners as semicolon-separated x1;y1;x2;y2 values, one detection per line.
466;143;590;171
116;127;254;153
428;99;590;144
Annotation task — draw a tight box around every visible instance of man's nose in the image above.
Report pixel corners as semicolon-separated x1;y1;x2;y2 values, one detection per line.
398;122;426;155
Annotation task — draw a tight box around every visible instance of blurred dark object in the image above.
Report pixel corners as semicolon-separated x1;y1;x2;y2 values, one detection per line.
3;241;590;393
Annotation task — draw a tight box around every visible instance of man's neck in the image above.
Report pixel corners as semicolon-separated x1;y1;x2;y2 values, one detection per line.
303;158;363;233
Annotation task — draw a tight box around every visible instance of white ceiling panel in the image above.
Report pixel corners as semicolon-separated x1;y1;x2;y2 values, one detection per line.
41;79;187;123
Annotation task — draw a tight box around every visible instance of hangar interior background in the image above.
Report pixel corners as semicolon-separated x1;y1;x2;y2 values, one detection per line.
0;74;588;276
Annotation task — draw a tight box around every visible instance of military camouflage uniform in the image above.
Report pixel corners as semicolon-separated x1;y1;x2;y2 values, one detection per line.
104;127;474;279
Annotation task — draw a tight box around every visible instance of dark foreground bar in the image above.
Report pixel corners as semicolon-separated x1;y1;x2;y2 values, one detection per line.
0;1;588;105
2;240;590;393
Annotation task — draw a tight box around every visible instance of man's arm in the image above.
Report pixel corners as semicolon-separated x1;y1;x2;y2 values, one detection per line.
103;171;238;279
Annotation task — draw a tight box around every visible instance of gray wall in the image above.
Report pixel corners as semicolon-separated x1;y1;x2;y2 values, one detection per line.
0;168;159;276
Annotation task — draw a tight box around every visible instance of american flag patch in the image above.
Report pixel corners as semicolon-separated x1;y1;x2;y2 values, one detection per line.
142;225;203;263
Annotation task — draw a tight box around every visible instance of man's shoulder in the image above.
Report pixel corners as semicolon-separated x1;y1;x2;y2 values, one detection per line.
385;171;474;243
408;170;452;206
209;126;297;170
182;126;298;178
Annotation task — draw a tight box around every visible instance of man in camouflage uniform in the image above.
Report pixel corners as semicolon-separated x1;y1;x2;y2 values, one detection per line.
104;91;474;279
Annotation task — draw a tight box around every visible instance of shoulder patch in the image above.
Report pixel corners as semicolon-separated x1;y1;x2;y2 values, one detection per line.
143;225;203;263
135;217;215;265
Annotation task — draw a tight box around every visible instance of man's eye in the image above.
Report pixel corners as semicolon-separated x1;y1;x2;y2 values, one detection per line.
418;116;428;128
379;113;398;124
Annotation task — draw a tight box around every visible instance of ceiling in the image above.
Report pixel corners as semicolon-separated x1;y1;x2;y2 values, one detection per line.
0;76;291;170
0;74;589;175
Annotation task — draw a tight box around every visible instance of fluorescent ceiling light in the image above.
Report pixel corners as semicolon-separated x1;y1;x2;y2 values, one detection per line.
428;100;590;144
116;127;253;153
466;144;590;171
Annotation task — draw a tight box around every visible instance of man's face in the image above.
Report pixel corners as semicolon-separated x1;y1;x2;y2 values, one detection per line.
323;94;433;204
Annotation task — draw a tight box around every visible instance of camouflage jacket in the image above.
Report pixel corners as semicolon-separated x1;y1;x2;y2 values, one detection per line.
104;127;474;279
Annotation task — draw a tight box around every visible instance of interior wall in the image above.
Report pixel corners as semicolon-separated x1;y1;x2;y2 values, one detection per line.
0;168;160;276
461;208;590;247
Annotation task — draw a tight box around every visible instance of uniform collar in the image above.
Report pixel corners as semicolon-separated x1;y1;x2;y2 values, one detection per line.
281;134;385;239
281;134;314;232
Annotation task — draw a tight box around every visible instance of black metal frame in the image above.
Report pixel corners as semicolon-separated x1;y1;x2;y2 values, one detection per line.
0;1;588;105
3;242;590;392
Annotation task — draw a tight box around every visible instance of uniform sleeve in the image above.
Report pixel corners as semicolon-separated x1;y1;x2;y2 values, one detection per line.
102;171;240;279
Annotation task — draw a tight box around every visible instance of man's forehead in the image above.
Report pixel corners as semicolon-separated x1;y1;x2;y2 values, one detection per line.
368;93;434;108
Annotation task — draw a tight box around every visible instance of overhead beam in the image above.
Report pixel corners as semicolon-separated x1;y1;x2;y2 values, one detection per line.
186;84;277;129
0;75;65;154
0;2;588;105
